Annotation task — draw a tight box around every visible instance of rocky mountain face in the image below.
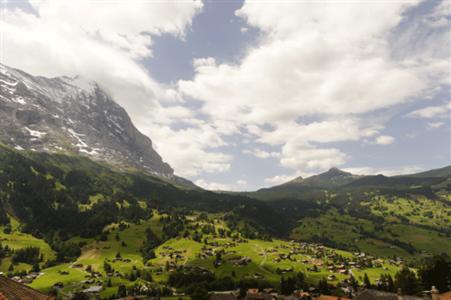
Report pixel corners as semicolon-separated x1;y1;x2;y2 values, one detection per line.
0;64;174;177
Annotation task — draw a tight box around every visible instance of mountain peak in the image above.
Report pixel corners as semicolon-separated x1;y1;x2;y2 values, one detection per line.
280;167;359;189
0;64;174;177
327;167;345;173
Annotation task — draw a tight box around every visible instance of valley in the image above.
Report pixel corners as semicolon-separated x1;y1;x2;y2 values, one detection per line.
0;144;449;298
0;211;404;299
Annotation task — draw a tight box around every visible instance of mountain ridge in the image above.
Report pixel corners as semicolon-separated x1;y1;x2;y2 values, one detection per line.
258;165;451;194
0;63;178;180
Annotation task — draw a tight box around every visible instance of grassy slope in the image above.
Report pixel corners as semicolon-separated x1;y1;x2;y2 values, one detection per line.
0;218;55;273
0;211;404;298
289;193;451;259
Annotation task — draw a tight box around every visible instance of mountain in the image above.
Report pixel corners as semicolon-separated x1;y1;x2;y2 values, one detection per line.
257;168;362;194
287;167;362;188
345;174;446;189
0;64;174;178
400;165;451;178
256;166;451;197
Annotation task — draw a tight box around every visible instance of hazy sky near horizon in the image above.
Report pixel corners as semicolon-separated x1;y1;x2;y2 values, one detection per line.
1;0;450;190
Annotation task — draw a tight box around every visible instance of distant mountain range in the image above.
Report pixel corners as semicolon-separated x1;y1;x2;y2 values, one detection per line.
0;64;176;179
257;166;451;195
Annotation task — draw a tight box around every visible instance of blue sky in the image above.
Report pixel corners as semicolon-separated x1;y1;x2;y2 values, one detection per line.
2;0;450;190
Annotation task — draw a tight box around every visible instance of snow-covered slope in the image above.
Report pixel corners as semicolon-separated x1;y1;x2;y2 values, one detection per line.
0;64;174;177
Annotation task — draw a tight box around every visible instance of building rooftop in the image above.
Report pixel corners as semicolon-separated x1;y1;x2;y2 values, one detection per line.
0;276;53;300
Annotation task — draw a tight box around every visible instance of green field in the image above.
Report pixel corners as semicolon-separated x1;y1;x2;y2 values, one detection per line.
290;193;451;260
0;211;406;298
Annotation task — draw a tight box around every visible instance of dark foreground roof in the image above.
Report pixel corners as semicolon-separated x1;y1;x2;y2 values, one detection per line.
0;276;53;300
354;289;427;300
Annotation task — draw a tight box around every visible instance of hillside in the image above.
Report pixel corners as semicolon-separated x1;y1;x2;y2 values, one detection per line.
0;210;404;299
0;143;288;239
245;168;451;261
400;166;451;178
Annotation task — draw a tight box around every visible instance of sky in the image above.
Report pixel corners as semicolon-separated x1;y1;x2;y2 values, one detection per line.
1;0;450;191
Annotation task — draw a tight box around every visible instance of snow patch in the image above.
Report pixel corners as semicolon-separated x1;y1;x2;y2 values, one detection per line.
24;127;47;138
13;96;26;105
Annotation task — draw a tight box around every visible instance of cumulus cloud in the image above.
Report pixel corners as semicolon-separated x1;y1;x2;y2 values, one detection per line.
242;148;279;159
407;103;451;118
1;0;239;178
179;1;440;122
140;120;233;177
2;0;449;186
264;174;295;185
195;178;248;191
263;169;316;186
427;122;445;129
280;142;348;171
375;135;395;145
178;0;448;176
194;179;232;191
2;0;203;110
237;179;247;186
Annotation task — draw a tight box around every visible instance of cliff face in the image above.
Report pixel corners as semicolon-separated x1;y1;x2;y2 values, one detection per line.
0;64;174;177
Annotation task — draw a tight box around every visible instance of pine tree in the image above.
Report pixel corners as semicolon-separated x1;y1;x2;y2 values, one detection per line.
363;273;371;288
395;266;421;295
387;274;395;292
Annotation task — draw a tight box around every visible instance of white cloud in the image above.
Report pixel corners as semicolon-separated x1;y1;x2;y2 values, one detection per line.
427;122;445;129
237;179;247;186
263;169;316;186
140;120;233;177
343;166;424;177
280;140;348;171
0;0;239;178
2;1;203;111
242;148;279;159
195;178;247;191
177;0;446;176
180;1;437;124
375;135;395;145
194;179;232;191
264;174;295;185
2;0;448;186
258;119;380;145
407;103;450;118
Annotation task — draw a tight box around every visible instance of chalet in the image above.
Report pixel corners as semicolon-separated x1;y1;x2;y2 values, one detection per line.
210;290;239;300
244;288;274;300
0;275;54;300
82;285;103;295
314;296;351;300
231;256;252;266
